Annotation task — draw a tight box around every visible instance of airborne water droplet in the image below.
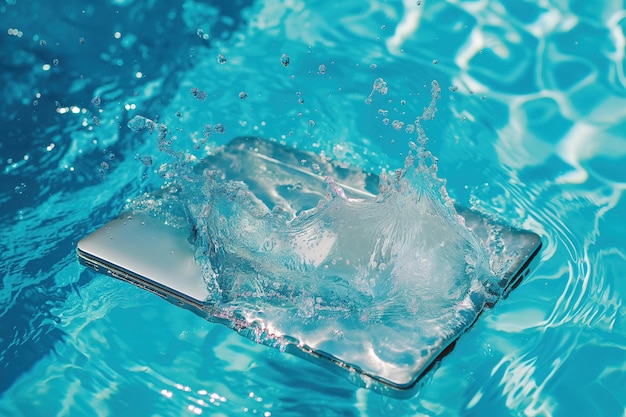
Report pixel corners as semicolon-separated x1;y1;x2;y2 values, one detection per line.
191;87;207;101
127;115;156;132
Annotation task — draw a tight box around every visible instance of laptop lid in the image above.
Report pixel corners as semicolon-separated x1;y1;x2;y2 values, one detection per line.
77;137;542;395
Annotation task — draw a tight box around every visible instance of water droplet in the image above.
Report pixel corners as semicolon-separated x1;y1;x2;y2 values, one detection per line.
318;64;327;74
191;87;207;101
239;91;248;100
39;39;46;46
308;119;316;127
369;63;377;70
280;53;290;67
79;37;85;44
392;120;404;130
432;59;439;64
52;58;59;66
203;124;212;138
197;29;209;40
14;183;26;194
128;115;156;132
137;155;152;166
217;54;227;64
373;78;388;95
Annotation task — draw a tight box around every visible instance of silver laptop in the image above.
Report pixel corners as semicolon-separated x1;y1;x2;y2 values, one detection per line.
77;137;542;397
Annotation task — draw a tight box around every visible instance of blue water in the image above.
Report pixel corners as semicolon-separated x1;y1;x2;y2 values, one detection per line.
2;0;626;415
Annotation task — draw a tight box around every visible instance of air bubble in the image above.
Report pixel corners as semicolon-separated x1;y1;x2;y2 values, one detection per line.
280;54;290;67
432;59;439;64
239;91;248;100
213;124;225;134
217;54;227;64
318;64;327;74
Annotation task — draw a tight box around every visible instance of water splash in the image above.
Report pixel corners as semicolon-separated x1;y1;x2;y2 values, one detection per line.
148;81;498;331
124;81;505;390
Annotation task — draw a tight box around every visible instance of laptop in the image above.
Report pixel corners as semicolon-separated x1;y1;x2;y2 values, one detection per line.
77;137;542;397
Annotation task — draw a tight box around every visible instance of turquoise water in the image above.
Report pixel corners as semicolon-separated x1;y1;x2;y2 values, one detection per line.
2;0;626;415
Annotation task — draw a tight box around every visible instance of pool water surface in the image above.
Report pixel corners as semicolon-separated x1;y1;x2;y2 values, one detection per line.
2;0;626;416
